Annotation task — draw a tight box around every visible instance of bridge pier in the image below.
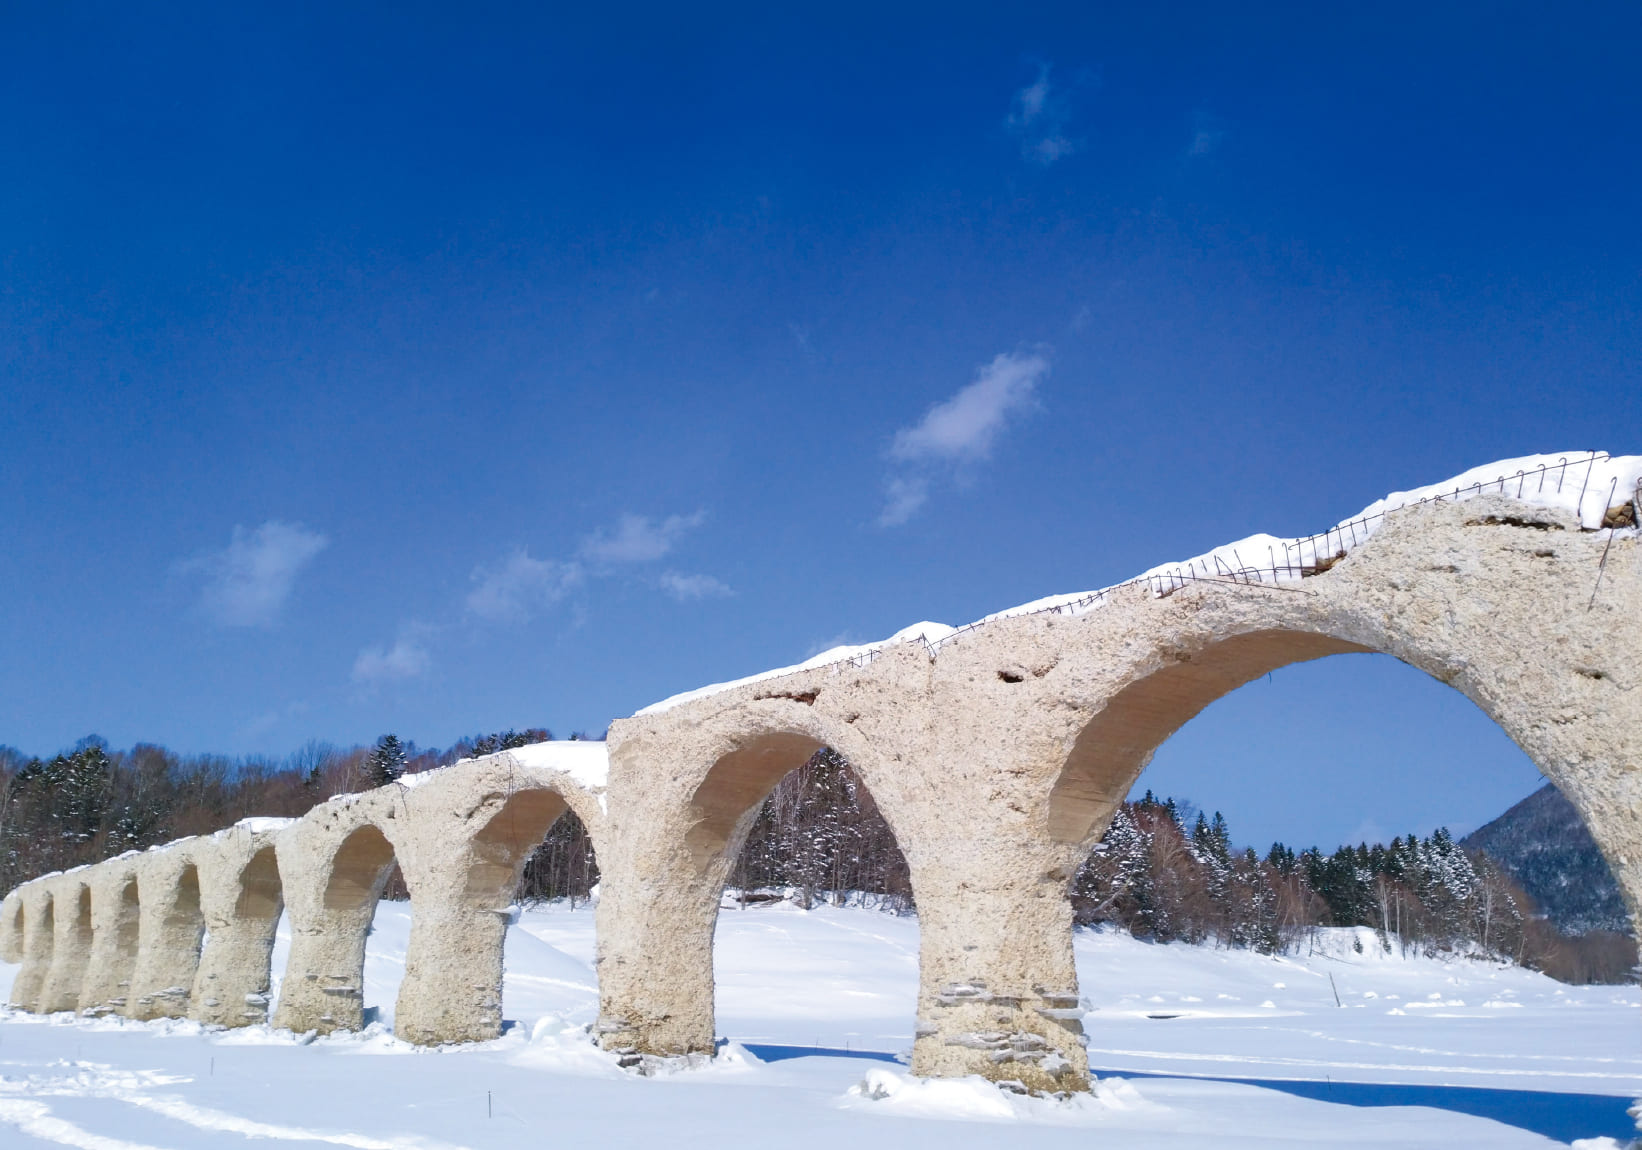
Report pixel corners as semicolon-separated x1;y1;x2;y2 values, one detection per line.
79;865;141;1015
592;861;722;1058
191;829;285;1028
273;815;396;1035
392;783;580;1046
908;849;1089;1093
37;880;92;1014
7;886;55;1012
125;844;205;1021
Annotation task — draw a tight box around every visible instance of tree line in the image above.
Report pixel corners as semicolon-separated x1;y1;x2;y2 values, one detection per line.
0;736;1631;983
0;729;587;897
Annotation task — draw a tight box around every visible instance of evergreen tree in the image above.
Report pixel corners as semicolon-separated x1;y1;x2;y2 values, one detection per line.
467;728;553;758
366;734;407;788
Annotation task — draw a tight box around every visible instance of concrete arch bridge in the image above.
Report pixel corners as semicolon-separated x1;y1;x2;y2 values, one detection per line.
5;452;1641;1095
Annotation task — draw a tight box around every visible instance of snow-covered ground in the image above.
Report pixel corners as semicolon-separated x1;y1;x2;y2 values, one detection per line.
1;901;1637;1148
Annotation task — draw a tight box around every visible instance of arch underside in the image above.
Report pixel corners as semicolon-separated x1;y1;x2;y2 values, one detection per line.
1050;628;1373;844
236;847;283;919
325;826;397;911
685;732;826;872
168;866;203;927
467;789;570;906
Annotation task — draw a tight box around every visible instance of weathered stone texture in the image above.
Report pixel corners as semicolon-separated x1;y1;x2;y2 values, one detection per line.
2;491;1636;1095
190;826;286;1027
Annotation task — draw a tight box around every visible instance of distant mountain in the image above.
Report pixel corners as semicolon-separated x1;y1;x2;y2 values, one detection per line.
1463;784;1629;935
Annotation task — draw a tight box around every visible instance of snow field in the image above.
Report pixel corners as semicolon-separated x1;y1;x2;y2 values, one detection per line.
0;900;1637;1148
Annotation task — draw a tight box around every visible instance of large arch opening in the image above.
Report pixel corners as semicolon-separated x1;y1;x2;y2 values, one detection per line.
324;826;397;913
464;787;603;1030
331;825;400;1027
150;863;208;1017
1051;626;1636;984
172;865;203;926
269;824;398;1032
692;732;917;1055
1048;629;1368;846
214;845;285;1026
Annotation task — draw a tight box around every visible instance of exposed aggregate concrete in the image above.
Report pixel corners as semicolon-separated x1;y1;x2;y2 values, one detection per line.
2;489;1637;1094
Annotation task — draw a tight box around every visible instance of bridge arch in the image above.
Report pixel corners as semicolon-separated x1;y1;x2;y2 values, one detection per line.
81;871;141;1015
191;834;288;1028
392;771;605;1045
1050;627;1382;848
1019;500;1642;1092
324;824;398;913
7;888;53;1011
39;881;93;1013
596;711;909;1061
272;815;400;1035
127;856;205;1020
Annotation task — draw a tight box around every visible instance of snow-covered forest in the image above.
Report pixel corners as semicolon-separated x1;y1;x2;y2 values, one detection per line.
1;734;1631;983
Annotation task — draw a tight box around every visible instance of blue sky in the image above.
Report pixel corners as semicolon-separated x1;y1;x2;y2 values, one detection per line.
2;3;1638;850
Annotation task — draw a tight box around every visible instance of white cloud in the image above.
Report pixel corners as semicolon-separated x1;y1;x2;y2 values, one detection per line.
878;476;931;527
580;511;705;564
179;521;329;627
659;571;733;601
891;351;1048;463
464;511;722;622
881;351;1050;526
466;549;582;621
352;631;433;684
1007;64;1076;166
1187;128;1222;157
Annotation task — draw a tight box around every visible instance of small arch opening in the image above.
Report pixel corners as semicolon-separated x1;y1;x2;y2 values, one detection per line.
324;826;397;912
1;898;22;957
235;846;283;920
169;865;203;930
115;878;140;953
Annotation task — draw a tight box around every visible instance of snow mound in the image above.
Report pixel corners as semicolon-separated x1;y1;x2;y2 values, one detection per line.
842;1067;1155;1123
504;741;608;790
395;741;609;793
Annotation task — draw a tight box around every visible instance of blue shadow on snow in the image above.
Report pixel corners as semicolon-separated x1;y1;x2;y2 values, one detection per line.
735;1043;1634;1144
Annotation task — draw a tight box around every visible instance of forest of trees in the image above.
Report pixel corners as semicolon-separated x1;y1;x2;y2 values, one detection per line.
0;735;1631;984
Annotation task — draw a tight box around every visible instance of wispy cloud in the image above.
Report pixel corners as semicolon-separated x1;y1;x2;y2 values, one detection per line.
1008;63;1076;165
580;511;705;564
466;549;583;622
178;521;329;627
879;476;932;527
465;510;722;623
352;629;433;684
659;571;733;601
1186;111;1226;158
881;350;1050;526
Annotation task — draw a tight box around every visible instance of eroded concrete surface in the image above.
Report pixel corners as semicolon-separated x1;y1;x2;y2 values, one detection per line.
5;466;1639;1095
